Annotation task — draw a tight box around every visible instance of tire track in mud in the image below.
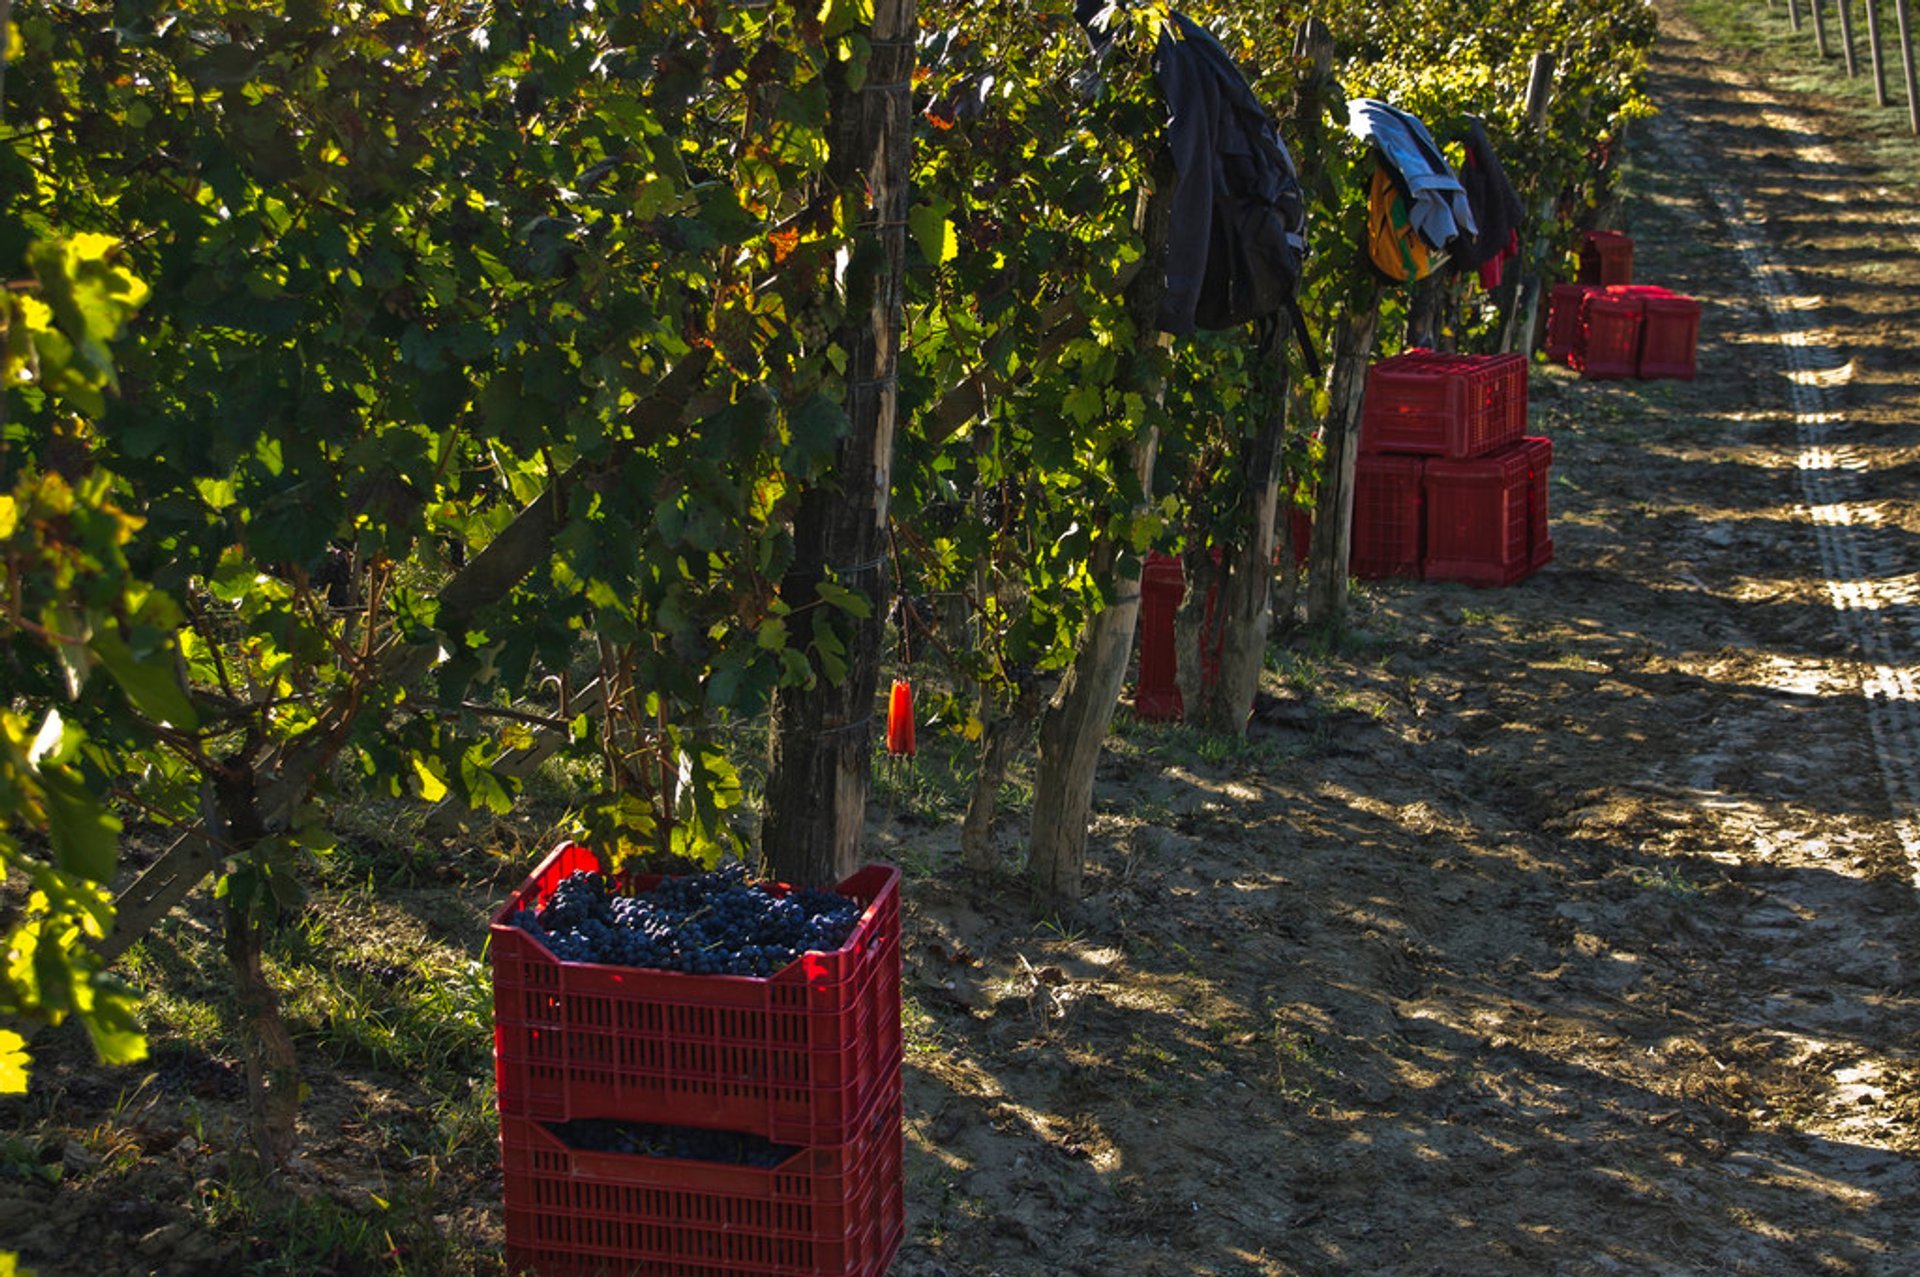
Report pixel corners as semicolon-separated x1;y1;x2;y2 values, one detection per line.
1648;108;1920;882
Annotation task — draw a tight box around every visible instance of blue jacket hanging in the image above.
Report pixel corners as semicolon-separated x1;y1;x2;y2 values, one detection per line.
1346;99;1477;252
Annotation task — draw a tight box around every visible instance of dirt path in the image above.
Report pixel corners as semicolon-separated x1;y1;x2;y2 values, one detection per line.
890;9;1920;1275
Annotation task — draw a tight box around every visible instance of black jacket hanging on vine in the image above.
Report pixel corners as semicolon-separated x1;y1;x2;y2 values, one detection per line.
1075;4;1317;373
1452;118;1526;287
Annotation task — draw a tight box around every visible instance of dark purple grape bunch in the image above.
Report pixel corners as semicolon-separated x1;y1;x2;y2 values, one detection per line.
551;1117;795;1169
515;860;864;976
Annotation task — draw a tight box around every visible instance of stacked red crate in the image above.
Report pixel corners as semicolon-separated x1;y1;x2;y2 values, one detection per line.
491;844;905;1277
1550;224;1702;378
1572;286;1646;379
1352;454;1426;580
1577;229;1635;286
1545;284;1599;365
1523;436;1555;570
1360;350;1528;458
1354;350;1550;588
1636;290;1702;379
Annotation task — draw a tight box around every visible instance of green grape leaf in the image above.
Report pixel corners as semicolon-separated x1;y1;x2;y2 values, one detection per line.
40;772;119;884
89;631;199;730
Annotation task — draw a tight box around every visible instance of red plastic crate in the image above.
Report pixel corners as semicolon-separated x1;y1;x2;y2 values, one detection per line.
491;845;901;1146
1351;453;1426;580
1638;290;1701;380
1423;442;1535;587
1572;287;1647;379
1521;436;1555;570
1134;551;1186;722
1360;350;1528;459
500;1086;904;1277
1544;284;1599;365
1577;230;1634;286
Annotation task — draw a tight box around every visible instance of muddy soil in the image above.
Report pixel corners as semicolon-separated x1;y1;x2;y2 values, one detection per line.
4;5;1919;1276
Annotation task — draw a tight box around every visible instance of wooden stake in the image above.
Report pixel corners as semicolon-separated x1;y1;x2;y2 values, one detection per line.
1305;292;1383;628
1839;0;1861;74
1502;52;1557;356
1789;0;1803;33
1867;0;1891;105
1813;0;1832;57
1899;0;1920;134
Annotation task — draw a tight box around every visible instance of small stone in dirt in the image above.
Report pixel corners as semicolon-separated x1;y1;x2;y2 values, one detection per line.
138;1220;195;1257
60;1142;103;1174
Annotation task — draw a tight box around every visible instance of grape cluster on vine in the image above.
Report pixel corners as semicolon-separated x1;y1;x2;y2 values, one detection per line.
550;1117;797;1169
510;862;864;976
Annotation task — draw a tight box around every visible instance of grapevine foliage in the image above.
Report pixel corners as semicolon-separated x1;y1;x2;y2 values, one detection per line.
2;0;1654;1117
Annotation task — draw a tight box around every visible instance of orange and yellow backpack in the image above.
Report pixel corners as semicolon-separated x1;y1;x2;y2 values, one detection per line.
1366;164;1445;284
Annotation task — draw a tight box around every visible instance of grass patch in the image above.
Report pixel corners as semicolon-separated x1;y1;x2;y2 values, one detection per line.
1676;0;1920;192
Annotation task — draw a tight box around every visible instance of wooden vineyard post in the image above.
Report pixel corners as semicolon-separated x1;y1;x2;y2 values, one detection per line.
1502;52;1557;356
1867;0;1891;105
1789;0;1802;33
1899;0;1920;134
1305;290;1383;628
1812;0;1832;57
1839;0;1862;75
762;0;916;888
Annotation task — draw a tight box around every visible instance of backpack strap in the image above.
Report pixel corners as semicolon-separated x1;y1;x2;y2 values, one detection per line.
1285;293;1321;380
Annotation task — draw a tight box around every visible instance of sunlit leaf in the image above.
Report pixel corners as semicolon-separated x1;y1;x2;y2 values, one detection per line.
0;1030;29;1095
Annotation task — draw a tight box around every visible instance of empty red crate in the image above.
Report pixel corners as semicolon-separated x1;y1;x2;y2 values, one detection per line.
1424;443;1535;587
1572;287;1647;379
500;1086;904;1277
1637;291;1701;379
491;844;901;1146
1351;453;1425;580
1360;350;1528;459
1577;230;1634;285
1521;436;1554;570
1134;551;1186;722
1545;284;1598;365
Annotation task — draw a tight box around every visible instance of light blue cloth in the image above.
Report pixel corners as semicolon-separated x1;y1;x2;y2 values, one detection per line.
1346;98;1478;251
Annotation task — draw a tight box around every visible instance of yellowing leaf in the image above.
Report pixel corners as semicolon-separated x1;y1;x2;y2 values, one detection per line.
962;715;985;742
0;495;16;539
411;756;448;803
0;1030;29;1094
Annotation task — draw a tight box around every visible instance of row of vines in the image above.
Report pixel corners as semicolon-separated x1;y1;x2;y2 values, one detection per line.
1;0;1654;1177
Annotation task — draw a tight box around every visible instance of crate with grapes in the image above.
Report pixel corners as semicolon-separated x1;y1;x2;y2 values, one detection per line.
489;842;902;1147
